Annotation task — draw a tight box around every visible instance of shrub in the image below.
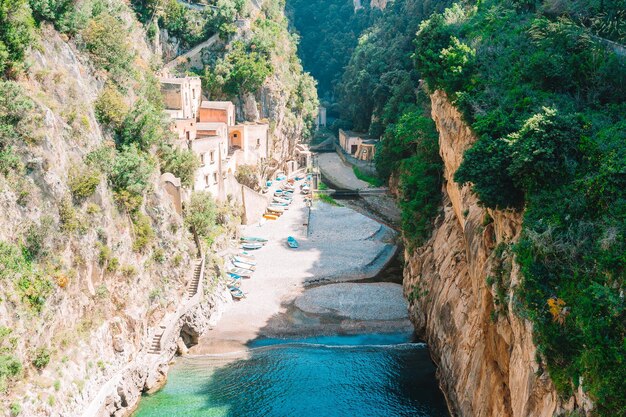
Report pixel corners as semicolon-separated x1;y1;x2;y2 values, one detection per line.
68;164;101;202
85;144;116;174
32;347;50;369
9;401;21;415
58;197;85;233
455;136;524;209
0;81;35;174
235;164;259;190
95;84;128;129
23;216;54;260
0;326;22;393
109;145;154;211
132;213;154;252
118;99;167;150
81;13;135;77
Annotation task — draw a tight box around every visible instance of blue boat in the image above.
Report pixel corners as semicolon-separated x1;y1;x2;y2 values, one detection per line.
229;286;245;299
227;272;242;280
287;236;299;249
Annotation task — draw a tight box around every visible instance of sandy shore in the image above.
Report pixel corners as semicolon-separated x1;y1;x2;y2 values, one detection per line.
190;185;409;355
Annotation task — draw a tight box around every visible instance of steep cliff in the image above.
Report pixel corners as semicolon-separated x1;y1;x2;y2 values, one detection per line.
403;91;591;417
0;5;234;417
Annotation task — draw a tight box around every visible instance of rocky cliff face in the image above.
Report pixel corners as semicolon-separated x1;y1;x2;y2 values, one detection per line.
0;19;232;417
403;90;588;417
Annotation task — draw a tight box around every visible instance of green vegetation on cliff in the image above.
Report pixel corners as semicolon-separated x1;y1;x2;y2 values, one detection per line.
413;1;625;414
286;0;379;100
291;0;625;412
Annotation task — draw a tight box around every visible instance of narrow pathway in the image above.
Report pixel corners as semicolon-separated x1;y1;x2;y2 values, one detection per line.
317;152;370;190
163;33;220;71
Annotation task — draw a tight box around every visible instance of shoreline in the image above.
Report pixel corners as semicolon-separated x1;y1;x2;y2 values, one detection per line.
189;183;408;355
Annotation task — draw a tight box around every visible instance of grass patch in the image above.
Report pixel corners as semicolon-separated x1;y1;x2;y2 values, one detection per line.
315;193;341;206
352;166;384;187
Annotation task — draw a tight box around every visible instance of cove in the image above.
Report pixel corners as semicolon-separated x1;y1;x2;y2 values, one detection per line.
134;332;450;417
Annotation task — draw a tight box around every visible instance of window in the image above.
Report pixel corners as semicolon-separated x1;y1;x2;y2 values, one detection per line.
204;175;209;187
210;151;215;164
200;153;205;166
213;173;218;184
256;138;261;148
233;133;238;138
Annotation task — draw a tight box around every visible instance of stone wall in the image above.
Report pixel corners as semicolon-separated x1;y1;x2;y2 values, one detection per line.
403;90;590;417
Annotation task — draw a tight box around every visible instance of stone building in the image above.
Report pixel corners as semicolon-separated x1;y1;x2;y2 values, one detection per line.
338;129;378;161
159;77;272;197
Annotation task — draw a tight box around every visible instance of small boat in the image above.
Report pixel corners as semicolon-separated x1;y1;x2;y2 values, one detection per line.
228;279;241;288
295;175;304;181
274;196;292;202
287;236;299;248
263;213;279;220
266;180;273;187
287;178;295;184
227;267;252;278
229;286;245;299
227;272;242;280
240;236;268;243
242;242;263;250
267;206;285;214
282;184;295;190
232;260;256;271
276;174;286;181
234;256;256;266
238;252;256;260
270;202;289;207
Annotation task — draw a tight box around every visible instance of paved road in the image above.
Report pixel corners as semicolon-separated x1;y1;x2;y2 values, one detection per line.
317;152;371;190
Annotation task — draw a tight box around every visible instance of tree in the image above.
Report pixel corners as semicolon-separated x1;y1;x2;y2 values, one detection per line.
158;143;199;187
109;145;155;210
95;84;129;130
0;0;35;77
118;99;167;151
507;107;581;192
82;13;135;76
184;192;217;240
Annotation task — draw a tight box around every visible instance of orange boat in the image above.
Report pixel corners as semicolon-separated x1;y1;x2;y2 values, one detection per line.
263;213;279;220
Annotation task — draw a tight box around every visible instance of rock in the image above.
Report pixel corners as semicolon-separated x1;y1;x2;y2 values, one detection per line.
176;337;188;356
112;336;124;353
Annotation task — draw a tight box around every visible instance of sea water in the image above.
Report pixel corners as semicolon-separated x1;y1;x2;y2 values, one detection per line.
134;333;450;417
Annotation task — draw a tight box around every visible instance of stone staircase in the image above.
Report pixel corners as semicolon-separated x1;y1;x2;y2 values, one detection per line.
148;325;166;355
148;256;205;355
187;259;202;299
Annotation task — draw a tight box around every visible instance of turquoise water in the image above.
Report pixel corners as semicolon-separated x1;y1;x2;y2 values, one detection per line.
134;333;450;417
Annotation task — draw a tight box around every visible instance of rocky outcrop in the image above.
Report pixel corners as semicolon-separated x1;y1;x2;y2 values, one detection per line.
403;90;588;417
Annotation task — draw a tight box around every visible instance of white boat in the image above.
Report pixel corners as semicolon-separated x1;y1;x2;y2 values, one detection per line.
232;260;256;271
267;206;285;214
234;256;256;266
227;267;252;278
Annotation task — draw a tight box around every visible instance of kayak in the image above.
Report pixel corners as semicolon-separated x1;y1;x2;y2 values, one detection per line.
264;214;279;220
287;236;299;249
